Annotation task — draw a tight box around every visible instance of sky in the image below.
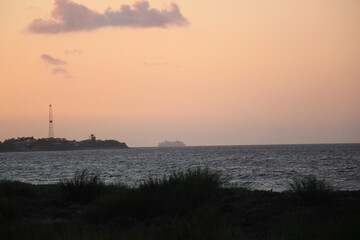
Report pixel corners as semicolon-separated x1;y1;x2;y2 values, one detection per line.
1;0;360;147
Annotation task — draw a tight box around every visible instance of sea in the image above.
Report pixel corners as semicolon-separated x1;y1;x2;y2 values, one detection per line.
0;144;359;192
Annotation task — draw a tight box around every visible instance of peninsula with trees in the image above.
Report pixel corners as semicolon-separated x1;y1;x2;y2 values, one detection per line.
0;135;128;152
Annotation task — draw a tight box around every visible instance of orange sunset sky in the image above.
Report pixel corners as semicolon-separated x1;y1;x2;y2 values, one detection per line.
1;0;359;147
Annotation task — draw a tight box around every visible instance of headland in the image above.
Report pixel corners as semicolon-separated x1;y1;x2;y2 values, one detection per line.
0;136;128;152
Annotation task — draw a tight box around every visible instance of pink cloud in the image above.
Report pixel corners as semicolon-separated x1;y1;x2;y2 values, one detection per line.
27;0;189;34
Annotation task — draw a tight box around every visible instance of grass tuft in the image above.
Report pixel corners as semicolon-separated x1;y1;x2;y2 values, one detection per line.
140;167;225;192
87;168;226;221
139;168;225;213
288;175;335;205
59;169;104;204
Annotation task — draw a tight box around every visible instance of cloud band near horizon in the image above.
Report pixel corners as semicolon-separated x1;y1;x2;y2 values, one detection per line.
27;0;189;34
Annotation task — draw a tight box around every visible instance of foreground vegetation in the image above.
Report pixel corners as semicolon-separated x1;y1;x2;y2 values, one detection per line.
0;169;359;240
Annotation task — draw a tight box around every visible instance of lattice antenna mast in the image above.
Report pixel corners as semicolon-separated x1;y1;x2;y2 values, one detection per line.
49;104;54;138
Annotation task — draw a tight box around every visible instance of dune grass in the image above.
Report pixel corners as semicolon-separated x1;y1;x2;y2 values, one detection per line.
2;215;247;240
0;180;36;222
0;179;35;198
137;168;225;215
266;208;360;240
87;168;226;221
1;169;359;240
288;175;335;205
139;168;225;191
59;169;104;204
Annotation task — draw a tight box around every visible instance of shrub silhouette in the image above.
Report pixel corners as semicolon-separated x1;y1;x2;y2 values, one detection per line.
60;169;104;204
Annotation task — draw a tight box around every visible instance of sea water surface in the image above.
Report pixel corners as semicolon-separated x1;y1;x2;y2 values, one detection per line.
0;144;359;191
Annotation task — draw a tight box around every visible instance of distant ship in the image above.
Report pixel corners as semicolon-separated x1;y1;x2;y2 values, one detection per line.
158;140;186;148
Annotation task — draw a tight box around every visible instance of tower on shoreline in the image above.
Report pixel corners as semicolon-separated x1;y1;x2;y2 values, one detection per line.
49;104;54;138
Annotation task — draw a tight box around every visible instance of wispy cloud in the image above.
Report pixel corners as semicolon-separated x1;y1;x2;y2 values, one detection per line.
41;54;73;78
52;67;68;75
142;62;179;67
26;6;41;11
27;0;189;34
64;49;83;55
41;54;66;65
